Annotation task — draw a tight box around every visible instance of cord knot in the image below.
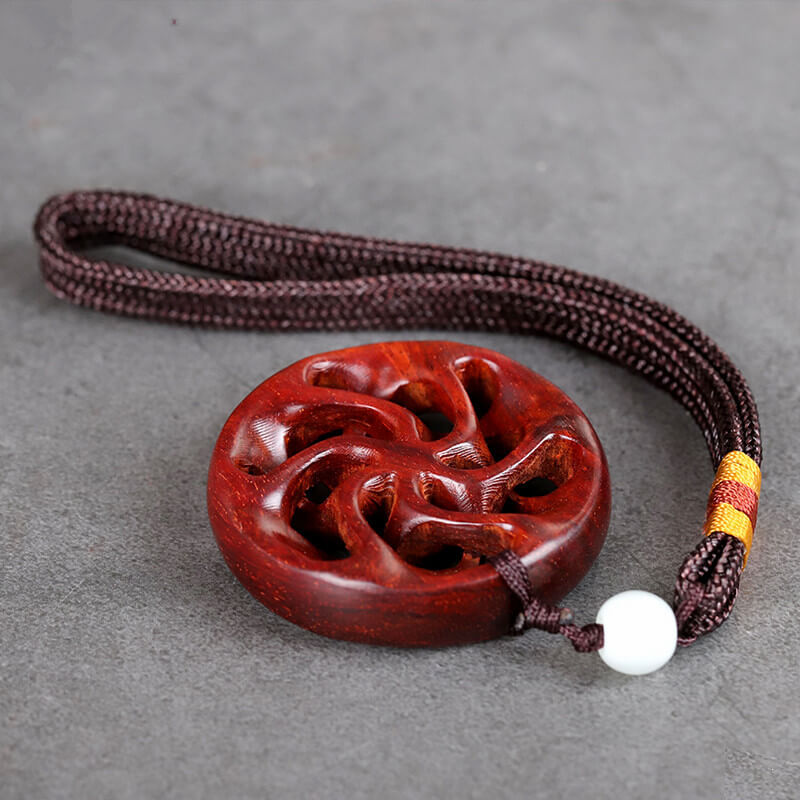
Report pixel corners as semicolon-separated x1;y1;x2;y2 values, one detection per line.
490;550;604;653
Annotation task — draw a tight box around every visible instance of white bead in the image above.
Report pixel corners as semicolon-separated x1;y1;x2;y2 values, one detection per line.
596;590;677;675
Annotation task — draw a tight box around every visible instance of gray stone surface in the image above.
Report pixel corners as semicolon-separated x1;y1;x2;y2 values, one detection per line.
2;2;799;798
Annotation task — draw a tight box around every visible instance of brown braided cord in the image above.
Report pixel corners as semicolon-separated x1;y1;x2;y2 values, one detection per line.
488;551;604;652
32;189;762;648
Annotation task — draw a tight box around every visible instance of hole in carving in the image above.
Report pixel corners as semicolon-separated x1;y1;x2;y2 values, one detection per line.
456;359;498;419
505;438;579;506
305;480;333;504
237;461;266;476
360;483;397;542
413;545;464;571
501;496;520;513
286;462;358;560
485;437;508;462
290;506;349;560
484;431;522;463
364;499;390;536
416;410;454;438
513;476;559;497
465;383;492;417
388;382;453;441
310;429;344;446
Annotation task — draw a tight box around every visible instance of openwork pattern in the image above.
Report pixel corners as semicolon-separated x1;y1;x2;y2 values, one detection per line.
33;189;763;647
207;341;610;645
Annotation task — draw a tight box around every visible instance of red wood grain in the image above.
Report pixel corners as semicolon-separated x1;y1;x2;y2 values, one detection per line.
208;340;610;646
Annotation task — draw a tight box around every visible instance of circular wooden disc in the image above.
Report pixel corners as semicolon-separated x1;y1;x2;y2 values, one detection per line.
208;340;610;646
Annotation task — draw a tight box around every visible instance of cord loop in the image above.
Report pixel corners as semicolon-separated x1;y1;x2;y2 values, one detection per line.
32;190;763;650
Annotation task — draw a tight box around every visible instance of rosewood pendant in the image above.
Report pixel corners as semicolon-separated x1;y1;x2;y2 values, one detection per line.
207;341;610;646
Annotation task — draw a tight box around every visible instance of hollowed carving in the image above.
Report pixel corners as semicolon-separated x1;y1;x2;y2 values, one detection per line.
208;340;611;646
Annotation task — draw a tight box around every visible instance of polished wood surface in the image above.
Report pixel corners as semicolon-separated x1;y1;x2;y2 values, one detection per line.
208;340;611;646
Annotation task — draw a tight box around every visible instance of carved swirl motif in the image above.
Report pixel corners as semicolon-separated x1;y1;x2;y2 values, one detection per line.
208;341;610;645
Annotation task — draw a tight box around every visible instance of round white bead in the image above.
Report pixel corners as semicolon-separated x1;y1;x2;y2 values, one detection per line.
596;590;678;675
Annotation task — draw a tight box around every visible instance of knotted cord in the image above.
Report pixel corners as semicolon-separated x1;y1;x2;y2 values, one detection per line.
33;190;762;648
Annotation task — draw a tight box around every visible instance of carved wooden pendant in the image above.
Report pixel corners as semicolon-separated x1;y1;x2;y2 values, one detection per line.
207;341;611;646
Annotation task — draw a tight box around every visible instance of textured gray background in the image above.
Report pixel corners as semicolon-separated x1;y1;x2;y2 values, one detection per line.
2;2;799;799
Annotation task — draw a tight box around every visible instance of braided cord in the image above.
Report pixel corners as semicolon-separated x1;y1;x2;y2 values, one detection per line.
33;190;762;646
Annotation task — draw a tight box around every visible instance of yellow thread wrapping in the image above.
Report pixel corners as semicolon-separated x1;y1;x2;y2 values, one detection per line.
703;502;754;561
704;451;761;566
711;450;761;497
